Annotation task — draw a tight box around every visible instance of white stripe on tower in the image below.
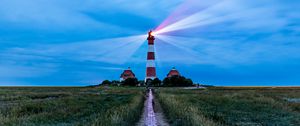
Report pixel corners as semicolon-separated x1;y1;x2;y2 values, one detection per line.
146;60;155;67
145;30;156;81
148;45;154;52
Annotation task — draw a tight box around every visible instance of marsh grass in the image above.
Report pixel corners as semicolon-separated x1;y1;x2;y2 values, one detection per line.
156;87;300;126
0;86;145;126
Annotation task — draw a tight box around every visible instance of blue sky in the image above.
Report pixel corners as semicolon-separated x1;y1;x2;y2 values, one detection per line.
0;0;299;86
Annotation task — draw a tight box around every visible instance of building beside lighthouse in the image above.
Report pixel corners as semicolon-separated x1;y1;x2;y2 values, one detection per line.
120;67;136;81
145;30;157;83
167;67;181;78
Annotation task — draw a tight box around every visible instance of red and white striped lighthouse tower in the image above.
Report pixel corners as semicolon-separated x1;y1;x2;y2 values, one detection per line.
145;30;156;82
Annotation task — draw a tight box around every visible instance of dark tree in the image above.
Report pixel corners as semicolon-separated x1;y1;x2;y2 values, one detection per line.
185;78;193;86
163;77;171;87
145;78;152;87
122;78;139;86
111;80;121;86
139;80;145;87
163;75;193;87
101;80;111;85
151;78;161;87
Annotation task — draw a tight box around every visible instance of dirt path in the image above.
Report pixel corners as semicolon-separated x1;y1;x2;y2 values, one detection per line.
137;89;169;126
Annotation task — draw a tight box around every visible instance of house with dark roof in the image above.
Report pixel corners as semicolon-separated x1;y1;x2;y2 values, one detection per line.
167;67;181;78
120;67;136;81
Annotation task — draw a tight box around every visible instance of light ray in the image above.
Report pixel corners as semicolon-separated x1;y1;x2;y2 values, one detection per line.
155;35;234;65
156;0;222;31
155;0;230;34
155;1;269;34
4;35;147;64
156;35;204;58
94;37;146;64
155;39;204;64
156;35;203;49
155;35;206;64
55;34;147;64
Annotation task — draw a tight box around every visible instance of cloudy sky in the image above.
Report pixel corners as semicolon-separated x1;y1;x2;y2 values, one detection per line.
0;0;299;86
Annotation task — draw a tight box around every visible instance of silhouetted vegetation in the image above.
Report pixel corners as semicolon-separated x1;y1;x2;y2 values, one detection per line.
111;80;120;86
162;75;193;87
139;80;145;86
101;80;112;85
122;78;139;86
150;78;162;87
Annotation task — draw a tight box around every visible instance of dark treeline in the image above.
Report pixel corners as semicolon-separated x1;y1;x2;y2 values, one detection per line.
100;75;194;87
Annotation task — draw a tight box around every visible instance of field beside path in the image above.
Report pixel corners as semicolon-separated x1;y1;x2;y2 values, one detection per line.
156;87;300;126
0;86;145;126
2;86;299;126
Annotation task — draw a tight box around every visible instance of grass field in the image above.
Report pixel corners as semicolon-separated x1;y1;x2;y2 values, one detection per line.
1;86;299;126
156;87;300;126
0;86;145;126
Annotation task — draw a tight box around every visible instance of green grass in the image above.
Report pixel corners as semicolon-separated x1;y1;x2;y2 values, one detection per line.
0;86;145;126
2;86;299;126
156;87;300;126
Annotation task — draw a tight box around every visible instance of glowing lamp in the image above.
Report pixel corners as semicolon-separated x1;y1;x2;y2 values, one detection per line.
148;30;155;37
150;31;155;36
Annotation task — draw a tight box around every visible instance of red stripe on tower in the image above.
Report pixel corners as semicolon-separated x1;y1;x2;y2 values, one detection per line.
147;52;155;60
145;30;156;81
146;67;156;77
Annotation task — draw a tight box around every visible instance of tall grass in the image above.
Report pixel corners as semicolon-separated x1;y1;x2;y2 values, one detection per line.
0;87;145;126
90;89;145;126
156;87;300;126
157;93;217;126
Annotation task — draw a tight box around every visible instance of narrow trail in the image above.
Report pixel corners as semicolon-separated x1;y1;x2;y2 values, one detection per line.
137;89;169;126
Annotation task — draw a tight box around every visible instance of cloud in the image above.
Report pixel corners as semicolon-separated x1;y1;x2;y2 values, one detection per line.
0;0;92;29
0;64;58;78
0;0;182;31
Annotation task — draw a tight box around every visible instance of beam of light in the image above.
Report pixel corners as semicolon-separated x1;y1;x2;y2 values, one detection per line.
155;39;204;65
3;35;147;64
155;0;230;34
156;35;203;57
53;34;147;64
156;34;202;49
94;37;146;64
155;35;206;64
156;35;233;65
155;1;270;34
156;0;222;31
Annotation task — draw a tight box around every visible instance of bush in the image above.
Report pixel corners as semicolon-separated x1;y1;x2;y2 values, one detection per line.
111;80;121;86
101;80;112;85
122;78;139;86
139;80;145;87
151;78;161;87
163;75;193;87
185;78;193;86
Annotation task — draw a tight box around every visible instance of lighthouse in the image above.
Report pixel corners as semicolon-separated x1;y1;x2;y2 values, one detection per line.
145;30;156;83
